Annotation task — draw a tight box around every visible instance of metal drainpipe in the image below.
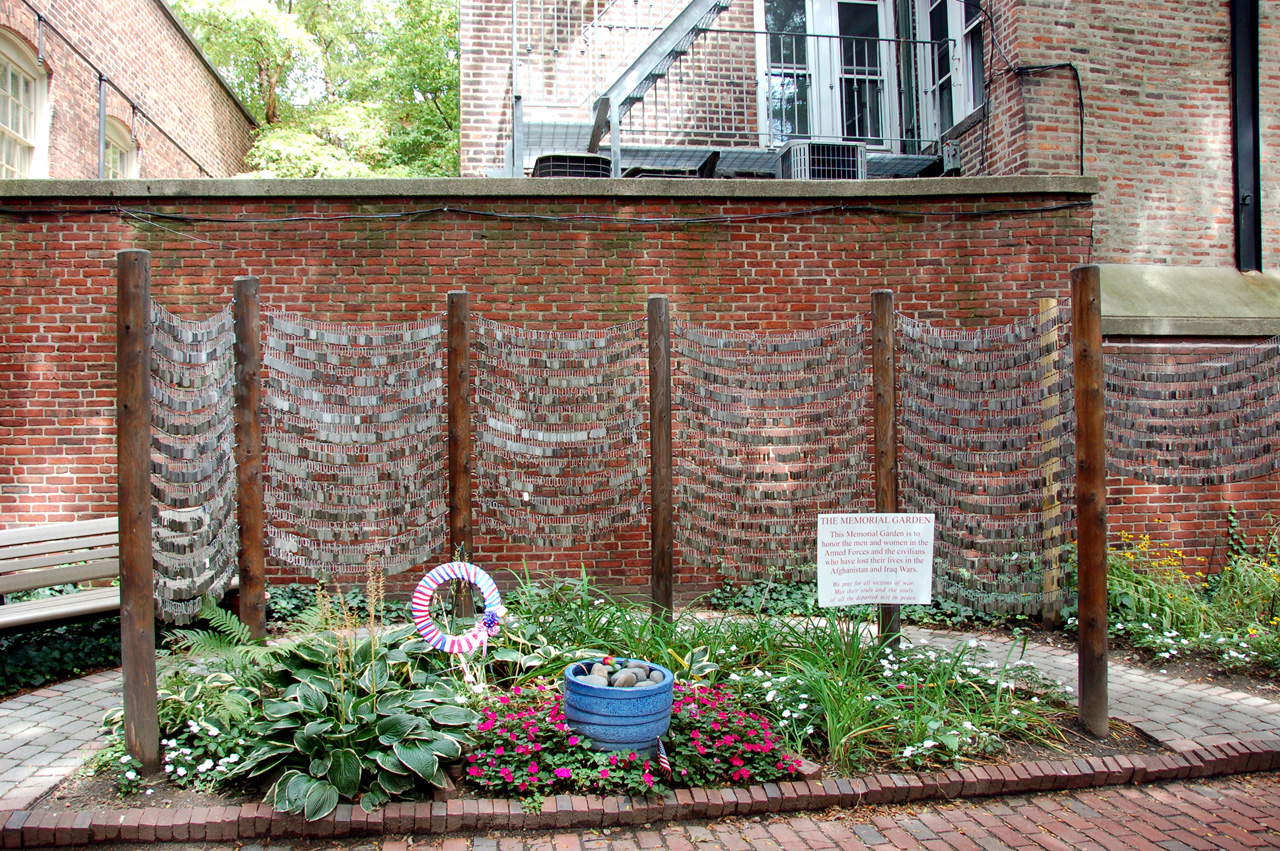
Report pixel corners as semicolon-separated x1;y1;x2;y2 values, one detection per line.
1231;0;1262;271
98;74;106;179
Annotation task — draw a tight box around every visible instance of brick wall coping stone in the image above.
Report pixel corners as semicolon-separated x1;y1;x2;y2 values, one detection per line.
1;732;1274;847
0;175;1099;200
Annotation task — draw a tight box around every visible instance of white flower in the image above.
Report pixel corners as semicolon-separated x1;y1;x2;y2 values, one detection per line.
968;639;978;648
197;759;214;773
765;690;777;702
119;756;132;764
1010;709;1021;716
165;765;173;774
921;739;936;749
797;703;808;711
145;790;153;796
227;754;239;763
902;746;916;758
124;770;137;781
176;767;187;777
962;721;975;731
782;710;792;718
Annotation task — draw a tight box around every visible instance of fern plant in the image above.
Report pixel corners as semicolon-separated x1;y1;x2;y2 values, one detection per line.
167;599;283;685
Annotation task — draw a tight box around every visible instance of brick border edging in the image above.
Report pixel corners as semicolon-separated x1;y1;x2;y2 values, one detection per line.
3;735;1278;848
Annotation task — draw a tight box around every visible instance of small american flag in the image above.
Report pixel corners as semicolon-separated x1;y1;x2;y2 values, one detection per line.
656;738;672;777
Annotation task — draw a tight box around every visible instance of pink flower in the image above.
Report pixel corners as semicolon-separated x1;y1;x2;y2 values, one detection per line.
467;766;483;776
554;768;572;779
528;762;539;774
642;772;654;787
599;768;610;778
568;736;579;745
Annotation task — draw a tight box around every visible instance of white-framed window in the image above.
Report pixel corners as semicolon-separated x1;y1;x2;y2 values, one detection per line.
756;0;898;148
918;0;984;138
0;30;43;179
104;118;138;179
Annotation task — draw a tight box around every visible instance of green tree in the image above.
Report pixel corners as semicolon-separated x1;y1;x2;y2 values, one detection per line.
174;0;459;176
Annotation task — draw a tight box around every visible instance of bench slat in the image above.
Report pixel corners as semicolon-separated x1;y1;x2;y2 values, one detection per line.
0;586;121;631
0;534;121;563
0;518;118;548
0;559;120;595
1;546;120;575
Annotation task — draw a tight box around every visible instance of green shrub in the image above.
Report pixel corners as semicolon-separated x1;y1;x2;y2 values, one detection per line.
0;616;121;696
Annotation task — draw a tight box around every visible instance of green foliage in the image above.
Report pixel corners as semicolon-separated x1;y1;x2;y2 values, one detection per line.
234;583;473;818
172;0;459;175
666;682;802;786
90;741;149;797
0;615;120;696
167;599;283;684
268;582;319;623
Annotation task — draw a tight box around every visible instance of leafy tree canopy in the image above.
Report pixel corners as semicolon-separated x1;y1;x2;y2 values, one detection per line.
175;0;459;176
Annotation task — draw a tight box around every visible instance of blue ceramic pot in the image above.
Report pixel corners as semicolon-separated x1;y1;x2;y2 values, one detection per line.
562;658;674;752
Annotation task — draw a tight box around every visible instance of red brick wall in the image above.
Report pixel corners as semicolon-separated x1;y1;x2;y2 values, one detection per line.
1103;338;1280;572
0;181;1099;602
956;0;1239;267
0;0;254;178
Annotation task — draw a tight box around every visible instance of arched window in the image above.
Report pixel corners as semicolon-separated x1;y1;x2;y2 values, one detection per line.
104;117;137;178
0;29;46;178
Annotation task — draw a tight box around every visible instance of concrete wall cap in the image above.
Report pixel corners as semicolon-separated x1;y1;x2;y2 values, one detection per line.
0;175;1100;200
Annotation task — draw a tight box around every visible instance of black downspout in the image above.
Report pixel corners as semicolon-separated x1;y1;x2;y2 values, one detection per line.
1230;0;1262;271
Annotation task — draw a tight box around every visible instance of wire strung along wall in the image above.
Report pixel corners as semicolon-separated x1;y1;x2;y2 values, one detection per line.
472;319;649;547
149;301;240;624
671;320;873;580
262;313;448;577
897;304;1075;616
1105;337;1280;485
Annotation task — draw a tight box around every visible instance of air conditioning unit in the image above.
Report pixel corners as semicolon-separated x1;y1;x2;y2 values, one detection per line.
531;153;612;178
777;141;867;180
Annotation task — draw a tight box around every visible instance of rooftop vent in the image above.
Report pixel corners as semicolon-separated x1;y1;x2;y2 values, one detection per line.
531;153;612;178
777;141;867;180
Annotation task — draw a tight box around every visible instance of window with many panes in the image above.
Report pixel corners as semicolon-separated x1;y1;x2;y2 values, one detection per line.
758;0;983;149
0;33;38;178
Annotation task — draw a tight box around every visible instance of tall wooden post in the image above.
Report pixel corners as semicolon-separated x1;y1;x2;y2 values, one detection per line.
233;275;266;639
872;289;900;643
1072;265;1109;738
117;249;159;770
447;292;473;615
648;295;674;619
1038;297;1064;627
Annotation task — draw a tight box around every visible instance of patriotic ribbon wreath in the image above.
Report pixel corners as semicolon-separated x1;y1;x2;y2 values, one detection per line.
410;561;506;655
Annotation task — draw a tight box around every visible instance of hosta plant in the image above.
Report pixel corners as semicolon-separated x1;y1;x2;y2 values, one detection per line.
233;578;479;819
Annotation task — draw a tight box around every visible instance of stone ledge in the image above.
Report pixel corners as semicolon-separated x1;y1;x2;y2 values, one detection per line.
0;175;1099;201
1;735;1275;848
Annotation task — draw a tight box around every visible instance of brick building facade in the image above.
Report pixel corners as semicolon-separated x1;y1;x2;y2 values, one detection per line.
0;0;255;179
461;0;1276;268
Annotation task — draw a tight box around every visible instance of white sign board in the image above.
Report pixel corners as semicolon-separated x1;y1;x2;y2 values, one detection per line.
817;513;935;607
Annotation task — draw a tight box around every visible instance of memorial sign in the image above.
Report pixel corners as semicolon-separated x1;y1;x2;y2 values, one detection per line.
817;513;935;607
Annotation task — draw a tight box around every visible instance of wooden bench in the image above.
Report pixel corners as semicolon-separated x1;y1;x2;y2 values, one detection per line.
0;518;122;631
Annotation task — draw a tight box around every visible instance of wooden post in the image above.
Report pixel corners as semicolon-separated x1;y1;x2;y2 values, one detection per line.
1039;297;1064;627
233;275;266;639
872;289;900;643
1072;265;1109;738
117;249;159;771
447;292;474;615
649;295;674;619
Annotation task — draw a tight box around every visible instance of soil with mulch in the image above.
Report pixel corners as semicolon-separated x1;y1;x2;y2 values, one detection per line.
26;715;1165;819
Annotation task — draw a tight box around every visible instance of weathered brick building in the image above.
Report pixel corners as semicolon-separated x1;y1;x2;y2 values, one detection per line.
461;0;1276;268
0;0;255;178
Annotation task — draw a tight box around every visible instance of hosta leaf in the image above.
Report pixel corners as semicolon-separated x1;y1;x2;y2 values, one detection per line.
328;748;362;799
384;624;416;643
359;785;389;813
292;644;329;665
268;769;304;811
378;769;415;795
304;719;334;738
303;780;340;821
429;763;448;788
358;659;390;693
392;742;439;779
426;736;461;760
296;682;328;714
375;750;410;774
353;638;374;668
309;753;332;777
493;648;522;663
429;705;479;727
375;692;410;714
286;771;314;813
386;648;410;664
293;729;322;758
376;713;419;746
263;699;302;720
240;745;292;778
301;674;335;695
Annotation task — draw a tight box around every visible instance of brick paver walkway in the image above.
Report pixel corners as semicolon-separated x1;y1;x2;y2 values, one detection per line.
210;775;1280;850
0;670;120;810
